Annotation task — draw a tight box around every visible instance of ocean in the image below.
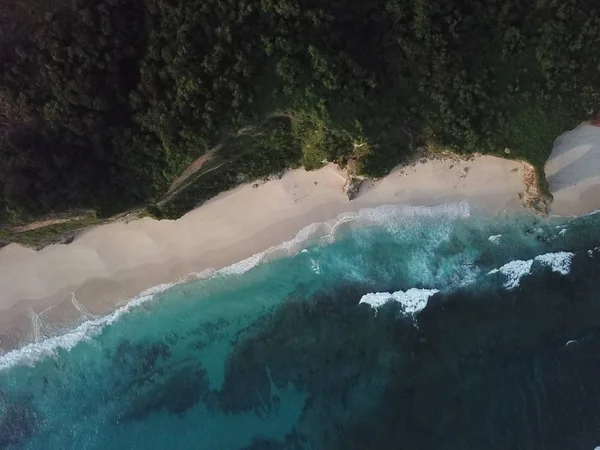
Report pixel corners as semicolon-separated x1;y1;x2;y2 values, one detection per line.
1;202;600;449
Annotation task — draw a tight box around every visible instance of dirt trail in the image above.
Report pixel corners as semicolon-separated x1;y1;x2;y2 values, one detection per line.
167;148;218;194
11;217;84;233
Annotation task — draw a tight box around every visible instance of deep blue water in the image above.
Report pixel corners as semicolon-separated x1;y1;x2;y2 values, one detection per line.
2;203;600;449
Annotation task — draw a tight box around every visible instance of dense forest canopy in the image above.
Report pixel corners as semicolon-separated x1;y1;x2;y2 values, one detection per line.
0;0;599;221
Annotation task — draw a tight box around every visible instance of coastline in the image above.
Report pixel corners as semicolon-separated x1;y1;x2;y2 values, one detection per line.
1;121;600;353
0;155;526;351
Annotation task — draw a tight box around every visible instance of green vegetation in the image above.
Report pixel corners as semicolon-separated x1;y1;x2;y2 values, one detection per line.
0;211;98;249
0;0;599;223
153;116;300;218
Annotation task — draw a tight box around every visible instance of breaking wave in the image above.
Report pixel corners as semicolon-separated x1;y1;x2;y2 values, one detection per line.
0;202;471;371
359;288;440;314
488;251;574;290
0;283;173;371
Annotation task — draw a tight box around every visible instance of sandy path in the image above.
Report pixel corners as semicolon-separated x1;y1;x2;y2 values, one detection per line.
168;148;218;194
11;218;75;233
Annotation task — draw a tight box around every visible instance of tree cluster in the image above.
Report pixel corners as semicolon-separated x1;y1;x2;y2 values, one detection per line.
0;0;598;220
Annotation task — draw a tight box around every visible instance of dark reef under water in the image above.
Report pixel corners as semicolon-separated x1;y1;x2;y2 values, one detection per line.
230;254;600;450
1;206;600;449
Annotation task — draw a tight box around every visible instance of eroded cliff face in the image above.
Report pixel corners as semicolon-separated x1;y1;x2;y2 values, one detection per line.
522;163;552;215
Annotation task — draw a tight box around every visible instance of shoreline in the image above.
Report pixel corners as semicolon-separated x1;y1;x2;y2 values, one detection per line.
2;121;600;353
0;154;527;352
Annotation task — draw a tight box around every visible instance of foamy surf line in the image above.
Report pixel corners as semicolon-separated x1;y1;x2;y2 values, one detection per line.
217;202;470;276
0;283;173;371
0;202;470;371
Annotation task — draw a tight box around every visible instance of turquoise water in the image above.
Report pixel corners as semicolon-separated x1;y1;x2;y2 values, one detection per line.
2;203;600;449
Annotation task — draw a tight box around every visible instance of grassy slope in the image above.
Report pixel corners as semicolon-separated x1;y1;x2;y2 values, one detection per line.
0;212;99;249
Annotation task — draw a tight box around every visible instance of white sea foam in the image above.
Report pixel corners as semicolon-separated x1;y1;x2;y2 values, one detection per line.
310;258;321;275
0;283;173;372
216;252;265;276
191;268;217;279
488;259;534;290
354;201;470;226
215;202;470;278
359;288;439;314
0;202;470;371
535;251;574;275
550;207;600;219
488;251;575;289
559;228;568;236
488;234;502;245
215;222;322;276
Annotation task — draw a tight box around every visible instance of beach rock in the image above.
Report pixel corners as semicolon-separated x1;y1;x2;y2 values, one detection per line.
521;164;551;214
342;177;364;201
264;173;283;183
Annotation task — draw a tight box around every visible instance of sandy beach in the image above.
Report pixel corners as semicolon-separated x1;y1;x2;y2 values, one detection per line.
1;122;600;352
545;123;600;216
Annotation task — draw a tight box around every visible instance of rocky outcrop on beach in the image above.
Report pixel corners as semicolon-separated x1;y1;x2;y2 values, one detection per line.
341;158;366;200
522;163;551;215
342;177;364;200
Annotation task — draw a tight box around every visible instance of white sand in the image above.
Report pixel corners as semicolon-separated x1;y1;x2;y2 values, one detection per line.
546;123;600;216
0;155;527;348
